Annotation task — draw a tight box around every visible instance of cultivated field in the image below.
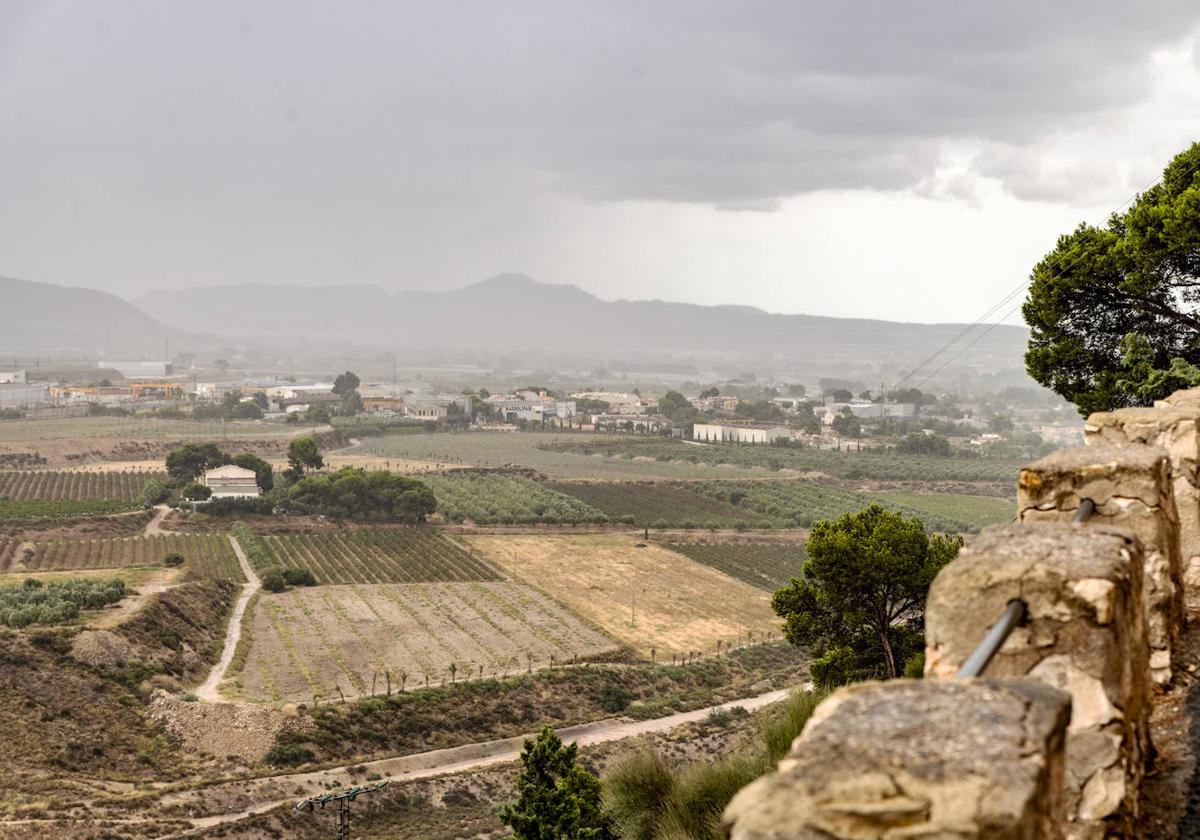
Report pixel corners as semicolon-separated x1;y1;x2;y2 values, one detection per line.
0;499;140;520
0;470;165;502
547;481;758;528
361;432;767;480
0;416;298;442
240;581;620;702
424;472;608;524
868;490;1015;531
0;533;243;581
465;534;780;657
543;439;1025;482
257;529;501;583
664;541;804;591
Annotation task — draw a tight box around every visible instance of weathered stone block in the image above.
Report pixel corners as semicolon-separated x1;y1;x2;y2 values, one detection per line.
1017;445;1182;684
722;679;1070;840
1086;403;1200;599
924;523;1150;837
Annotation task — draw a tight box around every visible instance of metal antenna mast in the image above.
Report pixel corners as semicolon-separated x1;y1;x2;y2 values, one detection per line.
294;780;389;840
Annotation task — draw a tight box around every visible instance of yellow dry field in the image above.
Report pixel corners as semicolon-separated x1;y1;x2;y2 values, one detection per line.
465;534;780;658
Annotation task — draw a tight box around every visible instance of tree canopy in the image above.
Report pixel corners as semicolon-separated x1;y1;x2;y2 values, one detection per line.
1024;142;1200;413
772;505;959;683
289;467;436;521
498;726;613;840
286;437;324;479
656;390;696;421
165;443;228;483
331;371;361;396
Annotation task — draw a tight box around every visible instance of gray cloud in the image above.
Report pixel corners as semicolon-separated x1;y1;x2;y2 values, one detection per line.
3;1;1196;206
0;1;1196;305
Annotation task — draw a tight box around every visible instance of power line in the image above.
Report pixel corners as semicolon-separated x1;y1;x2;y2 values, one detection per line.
892;152;1200;392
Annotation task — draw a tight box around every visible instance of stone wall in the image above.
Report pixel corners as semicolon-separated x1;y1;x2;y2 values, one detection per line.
723;386;1200;840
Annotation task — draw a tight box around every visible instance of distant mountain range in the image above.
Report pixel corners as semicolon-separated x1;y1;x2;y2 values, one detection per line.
0;274;193;357
137;273;1028;369
1;273;1030;381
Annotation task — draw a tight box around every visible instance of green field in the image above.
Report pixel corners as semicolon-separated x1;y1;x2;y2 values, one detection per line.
361;432;764;480
256;529;502;584
0;499;139;520
664;541;804;591
542;439;1024;482
868;491;1015;531
0;470;166;502
547;481;764;528
423;472;609;524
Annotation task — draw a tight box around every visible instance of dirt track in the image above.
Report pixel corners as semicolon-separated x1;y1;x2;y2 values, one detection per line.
195;535;260;702
160;686;793;835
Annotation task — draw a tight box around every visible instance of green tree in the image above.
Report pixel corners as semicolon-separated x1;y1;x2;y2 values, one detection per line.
231;452;275;491
772;505;959;683
165;443;229;483
332;371;361;396
180;482;212;501
498;726;613;840
656;390;696;421
1024;142;1200;413
830;407;861;438
825;388;853;402
340;390;364;416
286;437;324;479
289;468;436;521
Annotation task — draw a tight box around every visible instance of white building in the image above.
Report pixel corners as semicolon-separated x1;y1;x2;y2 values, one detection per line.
0;371;26;384
202;465;261;498
0;383;47;408
692;422;791;444
821;402;916;424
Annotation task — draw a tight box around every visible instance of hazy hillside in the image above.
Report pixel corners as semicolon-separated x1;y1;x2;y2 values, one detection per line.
0;275;196;356
138;274;1028;372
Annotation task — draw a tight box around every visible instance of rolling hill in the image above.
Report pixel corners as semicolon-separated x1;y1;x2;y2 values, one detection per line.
136;273;1028;372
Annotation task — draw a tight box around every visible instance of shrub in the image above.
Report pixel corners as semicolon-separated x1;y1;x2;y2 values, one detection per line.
282;567;317;587
600;685;630;713
141;477;172;505
163;552;185;568
261;569;287;593
265;741;314;767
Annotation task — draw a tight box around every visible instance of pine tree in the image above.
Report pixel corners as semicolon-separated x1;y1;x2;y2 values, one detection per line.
498;726;613;839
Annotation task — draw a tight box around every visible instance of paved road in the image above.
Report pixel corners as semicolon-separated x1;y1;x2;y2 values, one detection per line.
194;535;260;702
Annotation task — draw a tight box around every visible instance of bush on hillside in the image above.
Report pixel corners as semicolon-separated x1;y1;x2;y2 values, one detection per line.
282;567;317;587
163;552;185;568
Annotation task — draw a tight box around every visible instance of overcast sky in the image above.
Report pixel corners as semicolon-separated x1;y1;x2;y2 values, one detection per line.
2;1;1199;323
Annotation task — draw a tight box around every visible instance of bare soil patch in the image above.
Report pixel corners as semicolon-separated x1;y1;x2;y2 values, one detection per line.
240;582;620;703
466;533;780;657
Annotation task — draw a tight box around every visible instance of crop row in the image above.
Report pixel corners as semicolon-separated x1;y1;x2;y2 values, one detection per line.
0;470;168;502
664;542;804;591
422;472;610;525
546;481;752;528
0;533;243;581
695;480;988;533
258;529;502;584
542;439;1024;482
0;498;140;521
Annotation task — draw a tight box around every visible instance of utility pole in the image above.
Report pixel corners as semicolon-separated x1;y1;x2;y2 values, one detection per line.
295;781;388;840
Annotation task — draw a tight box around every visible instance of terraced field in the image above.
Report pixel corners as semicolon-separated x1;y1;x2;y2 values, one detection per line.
664;541;804;591
256;529;501;584
0;470;166;501
0;533;243;581
240;581;620;702
0;499;140;520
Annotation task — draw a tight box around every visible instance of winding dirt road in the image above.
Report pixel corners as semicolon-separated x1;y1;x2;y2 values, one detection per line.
162;686;793;835
194;535;260;702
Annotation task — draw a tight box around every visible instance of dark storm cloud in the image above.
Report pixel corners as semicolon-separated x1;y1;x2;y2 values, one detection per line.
4;1;1196;207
